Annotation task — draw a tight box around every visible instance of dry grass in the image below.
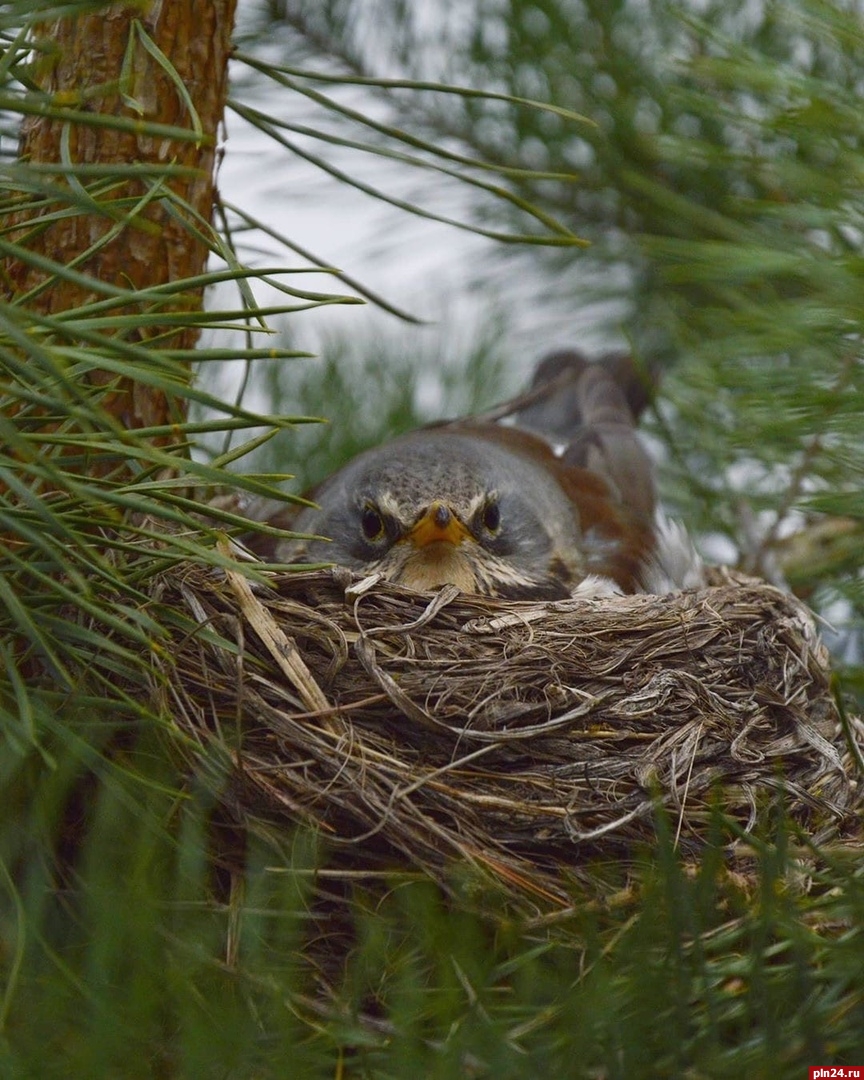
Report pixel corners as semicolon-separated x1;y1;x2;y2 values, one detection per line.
155;561;863;911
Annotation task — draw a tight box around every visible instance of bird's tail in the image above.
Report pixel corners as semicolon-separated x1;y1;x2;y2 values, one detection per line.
512;348;654;441
518;351;706;592
514;350;658;525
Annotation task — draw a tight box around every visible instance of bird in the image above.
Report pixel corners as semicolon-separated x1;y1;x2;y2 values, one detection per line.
257;350;701;600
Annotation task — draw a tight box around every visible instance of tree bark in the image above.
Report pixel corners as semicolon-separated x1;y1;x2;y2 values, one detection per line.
4;0;237;431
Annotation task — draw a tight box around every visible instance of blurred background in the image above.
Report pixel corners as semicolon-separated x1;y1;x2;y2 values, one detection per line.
206;0;864;686
4;4;864;1074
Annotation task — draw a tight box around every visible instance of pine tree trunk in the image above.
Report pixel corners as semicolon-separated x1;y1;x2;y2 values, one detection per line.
5;0;237;431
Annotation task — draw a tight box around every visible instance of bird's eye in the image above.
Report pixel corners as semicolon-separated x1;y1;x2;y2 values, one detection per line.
480;500;501;534
360;505;386;542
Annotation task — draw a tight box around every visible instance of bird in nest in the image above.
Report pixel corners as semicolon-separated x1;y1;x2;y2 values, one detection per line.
254;350;704;600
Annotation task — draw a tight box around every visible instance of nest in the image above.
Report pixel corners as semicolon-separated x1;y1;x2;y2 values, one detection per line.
155;561;863;909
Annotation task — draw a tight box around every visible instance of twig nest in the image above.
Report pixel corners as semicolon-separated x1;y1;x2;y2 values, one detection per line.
156;562;863;906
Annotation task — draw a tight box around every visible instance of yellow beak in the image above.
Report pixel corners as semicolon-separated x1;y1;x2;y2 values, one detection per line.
408;502;471;548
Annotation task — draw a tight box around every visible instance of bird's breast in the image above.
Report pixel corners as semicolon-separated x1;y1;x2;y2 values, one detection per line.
395;541;479;593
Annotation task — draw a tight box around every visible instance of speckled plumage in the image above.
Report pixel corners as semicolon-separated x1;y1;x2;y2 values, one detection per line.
278;425;590;598
265;352;680;599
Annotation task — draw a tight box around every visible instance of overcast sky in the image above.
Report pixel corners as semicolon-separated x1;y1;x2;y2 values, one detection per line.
214;14;624;387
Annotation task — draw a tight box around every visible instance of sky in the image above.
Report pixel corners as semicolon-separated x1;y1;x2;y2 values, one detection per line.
213;5;624;400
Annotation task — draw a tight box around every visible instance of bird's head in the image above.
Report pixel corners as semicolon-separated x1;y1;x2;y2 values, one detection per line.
284;427;588;599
